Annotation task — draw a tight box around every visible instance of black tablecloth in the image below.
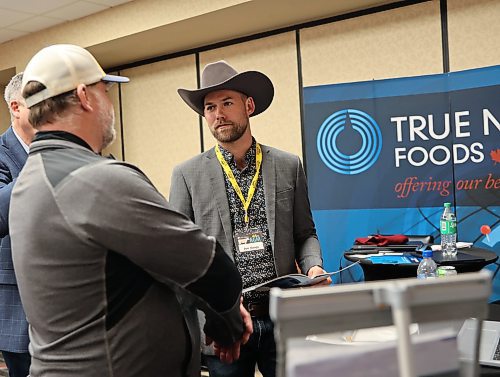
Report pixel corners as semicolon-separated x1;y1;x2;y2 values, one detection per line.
343;250;500;375
344;247;498;281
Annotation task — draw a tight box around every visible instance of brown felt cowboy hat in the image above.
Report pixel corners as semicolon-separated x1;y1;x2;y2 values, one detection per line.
178;60;274;117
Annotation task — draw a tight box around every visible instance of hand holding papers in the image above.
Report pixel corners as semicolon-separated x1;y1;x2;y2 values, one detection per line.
242;262;360;293
242;273;330;293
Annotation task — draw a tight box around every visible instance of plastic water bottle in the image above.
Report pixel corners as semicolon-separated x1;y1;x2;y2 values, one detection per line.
440;202;457;256
417;249;437;279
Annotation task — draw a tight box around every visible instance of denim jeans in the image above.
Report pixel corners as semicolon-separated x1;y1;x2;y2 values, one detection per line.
206;316;276;377
2;351;30;377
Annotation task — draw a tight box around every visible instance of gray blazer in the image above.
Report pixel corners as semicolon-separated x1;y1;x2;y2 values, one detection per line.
169;143;323;276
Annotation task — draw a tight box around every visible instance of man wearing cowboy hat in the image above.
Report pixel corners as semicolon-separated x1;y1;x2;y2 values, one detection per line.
171;61;330;377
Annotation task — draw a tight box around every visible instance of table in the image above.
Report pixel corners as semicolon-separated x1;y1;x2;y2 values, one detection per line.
343;247;498;281
480;302;500;376
270;271;492;377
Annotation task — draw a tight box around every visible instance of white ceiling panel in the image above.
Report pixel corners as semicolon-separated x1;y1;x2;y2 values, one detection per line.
0;8;32;28
9;15;64;33
0;0;134;44
45;2;108;21
0;0;78;14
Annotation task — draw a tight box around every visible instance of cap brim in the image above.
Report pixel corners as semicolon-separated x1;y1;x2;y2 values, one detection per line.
178;71;273;117
103;74;130;83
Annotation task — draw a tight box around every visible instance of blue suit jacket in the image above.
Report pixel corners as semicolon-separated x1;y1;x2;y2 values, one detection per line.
0;126;29;352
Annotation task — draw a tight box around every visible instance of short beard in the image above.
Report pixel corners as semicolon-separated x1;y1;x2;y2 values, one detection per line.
98;98;116;150
211;120;248;143
102;123;116;150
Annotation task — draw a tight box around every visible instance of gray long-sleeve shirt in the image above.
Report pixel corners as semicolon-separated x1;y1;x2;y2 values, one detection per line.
9;135;243;377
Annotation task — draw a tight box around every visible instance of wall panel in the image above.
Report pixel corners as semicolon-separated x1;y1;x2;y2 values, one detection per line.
200;32;303;158
447;0;500;71
1;68;19;133
0;100;9;133
300;1;443;87
121;55;199;196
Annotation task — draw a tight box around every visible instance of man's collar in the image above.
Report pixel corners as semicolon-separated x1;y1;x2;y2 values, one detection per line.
11;125;29;154
33;131;93;151
218;137;257;165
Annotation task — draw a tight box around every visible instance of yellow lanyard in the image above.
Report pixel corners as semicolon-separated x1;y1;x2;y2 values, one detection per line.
215;143;262;224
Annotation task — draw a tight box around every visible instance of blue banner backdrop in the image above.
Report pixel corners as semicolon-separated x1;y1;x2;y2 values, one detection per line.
303;66;500;299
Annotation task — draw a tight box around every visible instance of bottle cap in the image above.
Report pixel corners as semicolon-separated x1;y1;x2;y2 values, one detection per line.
422;249;433;258
444;202;451;208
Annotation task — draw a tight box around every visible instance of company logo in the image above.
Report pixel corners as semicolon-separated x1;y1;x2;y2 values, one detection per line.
317;109;383;175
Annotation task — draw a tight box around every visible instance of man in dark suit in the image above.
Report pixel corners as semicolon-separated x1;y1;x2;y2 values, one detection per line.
0;72;35;377
171;61;331;377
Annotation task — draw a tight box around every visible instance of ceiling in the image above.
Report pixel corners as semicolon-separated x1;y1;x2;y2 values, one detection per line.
89;0;401;69
0;0;401;71
0;0;134;44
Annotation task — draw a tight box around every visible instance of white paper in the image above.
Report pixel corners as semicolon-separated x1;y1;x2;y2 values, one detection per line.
306;325;419;345
288;330;459;377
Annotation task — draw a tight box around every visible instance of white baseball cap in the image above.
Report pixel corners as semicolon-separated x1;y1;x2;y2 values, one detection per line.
22;44;129;108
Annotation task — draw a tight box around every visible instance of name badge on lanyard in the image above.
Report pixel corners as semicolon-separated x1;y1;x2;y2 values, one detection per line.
234;229;265;253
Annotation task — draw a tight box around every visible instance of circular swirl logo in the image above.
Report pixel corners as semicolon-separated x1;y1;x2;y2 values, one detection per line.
316;109;382;175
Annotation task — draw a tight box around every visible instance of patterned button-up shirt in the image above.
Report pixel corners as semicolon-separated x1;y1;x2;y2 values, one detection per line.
218;139;277;303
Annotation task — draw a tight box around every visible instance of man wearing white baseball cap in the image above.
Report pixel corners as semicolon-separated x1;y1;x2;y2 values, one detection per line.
9;44;251;377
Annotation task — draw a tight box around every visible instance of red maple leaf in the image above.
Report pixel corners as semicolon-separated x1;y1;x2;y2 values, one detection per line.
491;149;500;165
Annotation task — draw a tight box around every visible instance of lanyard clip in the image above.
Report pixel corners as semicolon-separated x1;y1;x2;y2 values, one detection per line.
244;211;249;230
